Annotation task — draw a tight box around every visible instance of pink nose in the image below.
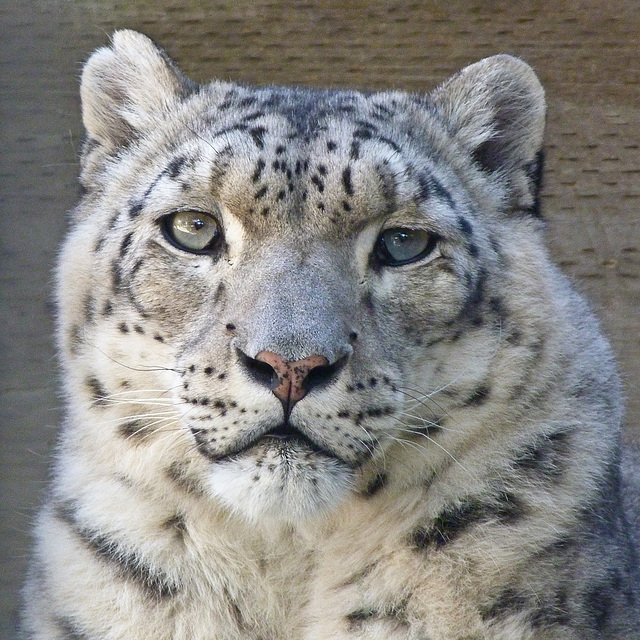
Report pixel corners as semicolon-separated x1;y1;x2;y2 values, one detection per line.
255;351;329;412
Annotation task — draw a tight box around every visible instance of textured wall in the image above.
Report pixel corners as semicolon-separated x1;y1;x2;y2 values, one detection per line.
1;1;638;636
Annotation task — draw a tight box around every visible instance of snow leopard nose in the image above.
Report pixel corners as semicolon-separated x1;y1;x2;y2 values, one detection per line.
242;350;338;416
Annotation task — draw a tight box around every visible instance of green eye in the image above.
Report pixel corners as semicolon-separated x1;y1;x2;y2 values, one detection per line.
163;211;221;253
374;228;437;266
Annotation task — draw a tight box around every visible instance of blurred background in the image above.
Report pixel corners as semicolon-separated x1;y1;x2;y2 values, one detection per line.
1;1;638;636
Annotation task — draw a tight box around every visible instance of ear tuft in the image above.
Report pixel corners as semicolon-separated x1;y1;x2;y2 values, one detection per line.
431;55;546;214
80;30;195;155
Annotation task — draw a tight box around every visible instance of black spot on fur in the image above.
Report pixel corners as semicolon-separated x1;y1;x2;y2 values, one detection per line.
249;126;267;149
102;300;113;316
346;601;409;631
410;492;526;550
458;269;488;323
375;163;397;213
214;281;226;304
362;473;387;497
346;608;377;629
354;126;374;141
480;587;530;621
68;325;82;355
93;235;106;253
118;420;146;440
377;135;402;153
254;185;268;200
163;514;187;542
416;172;432;201
459;217;473;239
311;174;325;193
242;110;265;123
462;384;491;407
411;422;443;438
166;461;205;496
83;295;95;324
86;376;108;405
530;585;571;628
336;563;377;589
342;166;354;196
224;586;249;631
587;581;614;632
129;201;144;218
111;259;122;291
251;158;265;183
165;155;188;178
54;502;179;599
371;102;395;119
130;258;143;277
513;430;571;480
416;170;454;208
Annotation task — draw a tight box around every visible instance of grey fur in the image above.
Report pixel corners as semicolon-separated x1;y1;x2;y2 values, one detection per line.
22;30;639;639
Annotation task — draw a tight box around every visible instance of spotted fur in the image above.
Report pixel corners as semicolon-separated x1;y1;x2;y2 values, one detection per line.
23;30;640;639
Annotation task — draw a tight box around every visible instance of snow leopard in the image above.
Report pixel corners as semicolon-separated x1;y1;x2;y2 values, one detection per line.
22;30;640;639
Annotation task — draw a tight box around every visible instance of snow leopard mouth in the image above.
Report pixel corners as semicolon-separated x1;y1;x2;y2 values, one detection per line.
241;422;342;460
193;420;356;466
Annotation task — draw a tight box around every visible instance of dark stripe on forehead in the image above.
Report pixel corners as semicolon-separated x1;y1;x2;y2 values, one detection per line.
165;155;189;178
129;201;144;218
119;232;134;258
375;162;398;214
417;170;454;208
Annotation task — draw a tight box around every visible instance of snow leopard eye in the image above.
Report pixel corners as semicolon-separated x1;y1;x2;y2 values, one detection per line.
374;228;437;266
162;211;221;253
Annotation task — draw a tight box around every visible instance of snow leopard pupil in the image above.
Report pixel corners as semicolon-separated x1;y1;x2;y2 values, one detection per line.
164;211;220;253
375;228;434;266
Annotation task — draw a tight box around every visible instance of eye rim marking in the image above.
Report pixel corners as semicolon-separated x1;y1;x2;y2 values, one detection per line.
161;209;223;254
373;227;438;267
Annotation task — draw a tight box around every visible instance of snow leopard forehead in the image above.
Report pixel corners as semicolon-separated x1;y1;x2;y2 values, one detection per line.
78;30;546;239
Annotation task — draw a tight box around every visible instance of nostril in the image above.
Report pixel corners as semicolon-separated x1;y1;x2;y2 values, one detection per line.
302;354;349;394
237;349;278;389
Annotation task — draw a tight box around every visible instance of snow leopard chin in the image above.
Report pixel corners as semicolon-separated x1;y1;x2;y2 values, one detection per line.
205;438;355;524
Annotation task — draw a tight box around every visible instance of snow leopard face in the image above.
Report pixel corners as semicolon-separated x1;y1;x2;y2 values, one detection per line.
60;31;546;523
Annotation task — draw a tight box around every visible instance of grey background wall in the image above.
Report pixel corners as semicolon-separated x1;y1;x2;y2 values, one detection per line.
1;1;638;636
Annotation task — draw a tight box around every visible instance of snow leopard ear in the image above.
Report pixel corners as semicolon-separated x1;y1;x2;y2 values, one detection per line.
430;55;546;216
80;30;195;155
